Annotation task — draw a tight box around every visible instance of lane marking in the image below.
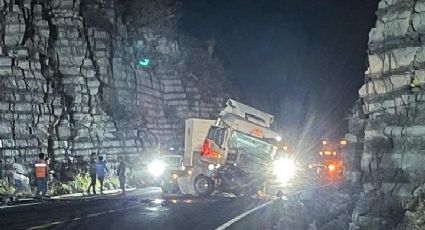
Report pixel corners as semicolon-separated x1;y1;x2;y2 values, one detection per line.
0;202;42;209
215;200;273;230
26;221;63;230
215;183;338;230
2;187;161;210
25;203;145;230
87;211;107;218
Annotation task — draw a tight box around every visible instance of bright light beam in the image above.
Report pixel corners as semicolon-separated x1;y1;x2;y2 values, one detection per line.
148;160;165;177
272;157;296;184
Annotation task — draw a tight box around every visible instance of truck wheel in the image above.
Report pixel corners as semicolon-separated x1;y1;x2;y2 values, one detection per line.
161;184;174;194
194;175;214;196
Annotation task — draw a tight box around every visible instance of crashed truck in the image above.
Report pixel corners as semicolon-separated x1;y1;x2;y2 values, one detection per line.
148;99;296;196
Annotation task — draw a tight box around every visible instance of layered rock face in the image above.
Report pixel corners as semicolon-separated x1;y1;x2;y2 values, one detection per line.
344;100;366;187
0;0;227;164
349;0;425;229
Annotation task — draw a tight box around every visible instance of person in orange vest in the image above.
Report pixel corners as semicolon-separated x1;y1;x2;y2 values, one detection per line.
34;153;49;198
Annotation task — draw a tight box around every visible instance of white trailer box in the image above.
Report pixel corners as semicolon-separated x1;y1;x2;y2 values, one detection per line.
184;118;215;167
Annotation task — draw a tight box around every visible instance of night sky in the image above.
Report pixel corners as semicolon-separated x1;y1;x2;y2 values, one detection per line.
180;0;379;152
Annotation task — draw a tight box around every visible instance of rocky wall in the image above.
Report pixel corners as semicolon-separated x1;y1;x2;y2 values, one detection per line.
344;99;366;186
350;0;425;229
0;0;228;166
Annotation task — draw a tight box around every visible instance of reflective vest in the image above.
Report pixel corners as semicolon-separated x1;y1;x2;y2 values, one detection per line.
35;160;47;178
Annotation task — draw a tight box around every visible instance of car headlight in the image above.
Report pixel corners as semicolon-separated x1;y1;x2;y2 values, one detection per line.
148;160;166;177
272;158;296;183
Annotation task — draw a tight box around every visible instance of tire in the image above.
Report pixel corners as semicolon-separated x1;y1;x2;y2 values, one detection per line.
160;184;173;194
161;185;179;194
194;175;214;196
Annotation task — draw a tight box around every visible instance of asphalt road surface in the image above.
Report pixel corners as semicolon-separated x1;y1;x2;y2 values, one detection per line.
0;188;281;230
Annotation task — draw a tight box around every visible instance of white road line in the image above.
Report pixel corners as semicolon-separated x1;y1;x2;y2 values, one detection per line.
0;202;42;209
26;220;63;230
215;200;273;230
215;183;338;230
25;204;143;230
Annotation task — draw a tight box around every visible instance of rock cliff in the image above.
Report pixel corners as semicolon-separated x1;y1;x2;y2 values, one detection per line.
348;0;425;229
0;0;229;165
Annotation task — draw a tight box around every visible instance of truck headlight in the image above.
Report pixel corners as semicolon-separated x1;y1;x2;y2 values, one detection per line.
276;136;282;142
148;160;166;177
272;158;296;183
208;164;215;170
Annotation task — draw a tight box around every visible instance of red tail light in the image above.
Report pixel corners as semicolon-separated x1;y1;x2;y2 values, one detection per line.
201;139;212;156
201;139;220;158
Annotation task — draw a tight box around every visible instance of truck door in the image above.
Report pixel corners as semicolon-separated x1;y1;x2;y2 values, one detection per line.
200;126;227;165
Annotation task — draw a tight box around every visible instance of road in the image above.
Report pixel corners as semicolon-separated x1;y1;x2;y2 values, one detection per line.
0;188;281;230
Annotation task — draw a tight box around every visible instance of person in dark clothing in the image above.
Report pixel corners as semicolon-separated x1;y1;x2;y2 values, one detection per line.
96;156;108;194
87;152;97;195
117;156;126;195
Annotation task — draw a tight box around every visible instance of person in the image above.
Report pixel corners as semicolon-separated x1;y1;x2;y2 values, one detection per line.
117;156;126;195
44;157;53;180
0;159;4;179
87;153;97;195
45;157;50;165
34;153;49;198
96;156;108;194
10;158;29;202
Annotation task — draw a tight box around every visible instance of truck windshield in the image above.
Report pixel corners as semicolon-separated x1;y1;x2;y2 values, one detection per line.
228;131;276;159
162;156;181;167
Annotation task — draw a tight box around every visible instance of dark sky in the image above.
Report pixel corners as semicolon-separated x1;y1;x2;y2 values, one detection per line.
179;0;379;151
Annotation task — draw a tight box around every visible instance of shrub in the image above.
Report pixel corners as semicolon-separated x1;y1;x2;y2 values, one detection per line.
118;0;180;36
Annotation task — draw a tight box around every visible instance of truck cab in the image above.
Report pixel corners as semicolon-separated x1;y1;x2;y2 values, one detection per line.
180;99;292;196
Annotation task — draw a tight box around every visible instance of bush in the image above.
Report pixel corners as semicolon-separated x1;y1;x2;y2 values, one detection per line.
0;180;13;198
50;181;73;196
72;174;91;192
179;37;235;103
104;176;120;190
119;0;180;36
50;173;91;195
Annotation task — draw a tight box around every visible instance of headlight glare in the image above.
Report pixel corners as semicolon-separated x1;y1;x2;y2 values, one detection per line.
273;158;296;183
148;160;166;177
